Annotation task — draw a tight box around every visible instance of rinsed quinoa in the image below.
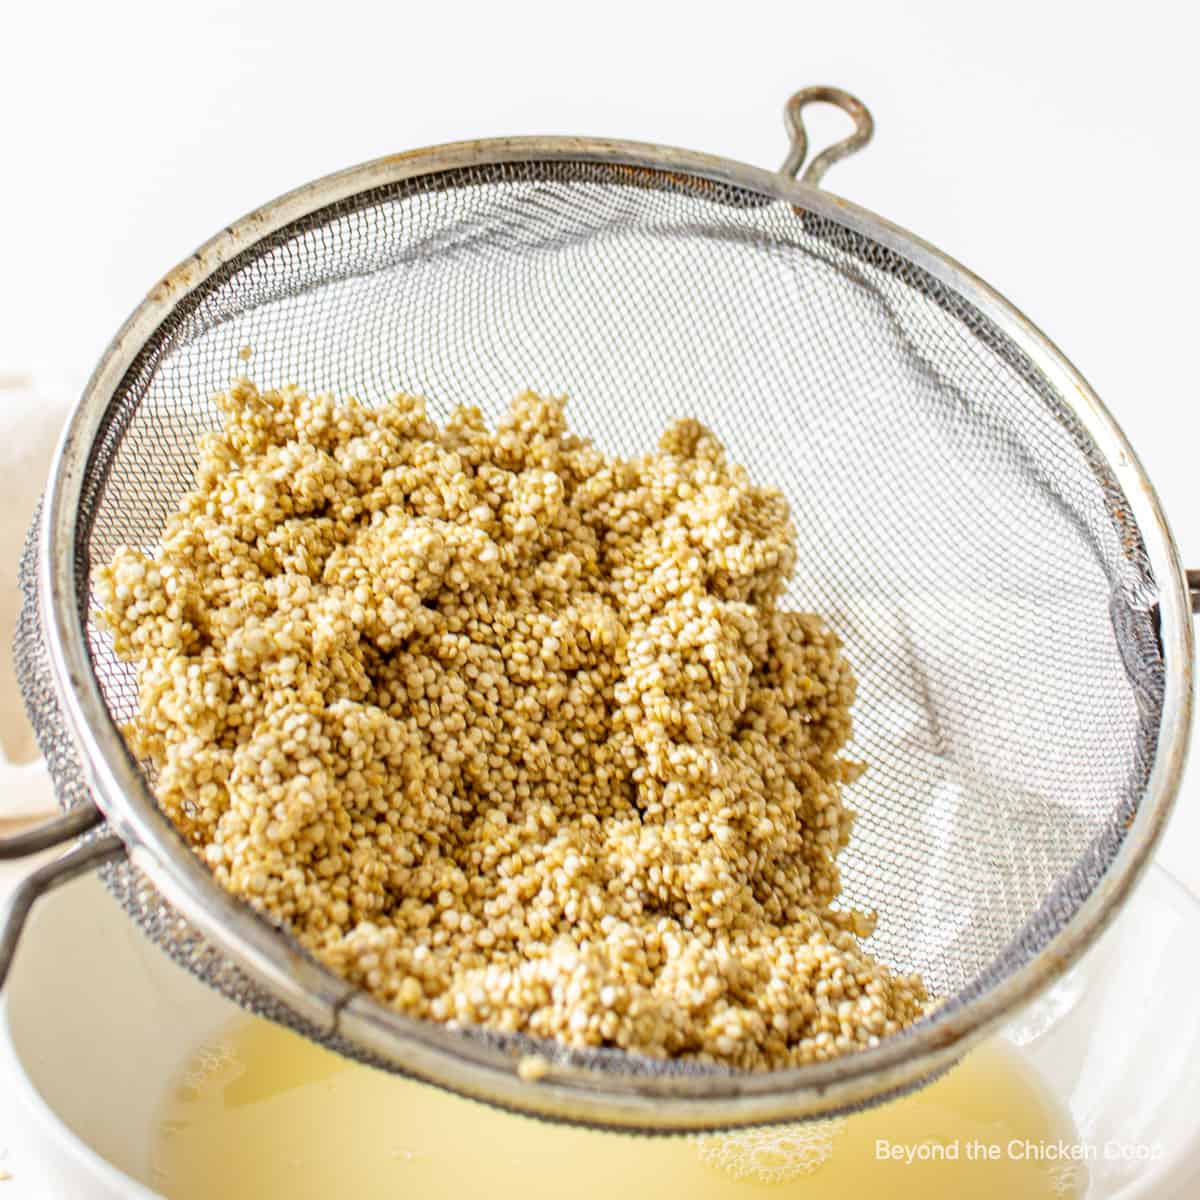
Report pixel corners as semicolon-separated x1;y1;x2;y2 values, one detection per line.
96;381;926;1069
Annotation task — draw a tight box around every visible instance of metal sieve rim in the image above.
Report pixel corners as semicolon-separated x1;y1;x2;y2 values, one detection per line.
37;128;1194;1129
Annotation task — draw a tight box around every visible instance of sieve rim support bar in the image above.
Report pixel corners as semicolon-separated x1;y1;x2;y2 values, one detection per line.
0;831;126;991
0;799;106;860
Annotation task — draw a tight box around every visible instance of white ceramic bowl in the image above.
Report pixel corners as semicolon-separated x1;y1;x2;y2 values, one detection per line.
3;865;1200;1197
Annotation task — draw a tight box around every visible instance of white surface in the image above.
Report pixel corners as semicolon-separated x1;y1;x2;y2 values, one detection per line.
0;1;1198;1193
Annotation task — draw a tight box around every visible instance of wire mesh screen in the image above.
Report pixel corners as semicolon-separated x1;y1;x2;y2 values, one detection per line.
39;160;1163;1078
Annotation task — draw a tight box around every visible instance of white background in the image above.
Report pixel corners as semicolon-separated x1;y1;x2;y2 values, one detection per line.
1;1;1198;1193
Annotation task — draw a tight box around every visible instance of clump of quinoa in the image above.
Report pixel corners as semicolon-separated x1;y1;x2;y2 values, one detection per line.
96;380;926;1070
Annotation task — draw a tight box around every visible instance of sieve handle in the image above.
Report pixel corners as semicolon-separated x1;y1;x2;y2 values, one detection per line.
0;801;126;990
0;799;105;859
1187;569;1200;614
780;86;874;187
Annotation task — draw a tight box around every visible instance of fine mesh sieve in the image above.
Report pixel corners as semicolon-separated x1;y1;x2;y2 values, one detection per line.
2;86;1194;1132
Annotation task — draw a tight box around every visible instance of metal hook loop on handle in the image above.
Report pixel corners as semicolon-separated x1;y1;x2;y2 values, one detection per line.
780;86;874;187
